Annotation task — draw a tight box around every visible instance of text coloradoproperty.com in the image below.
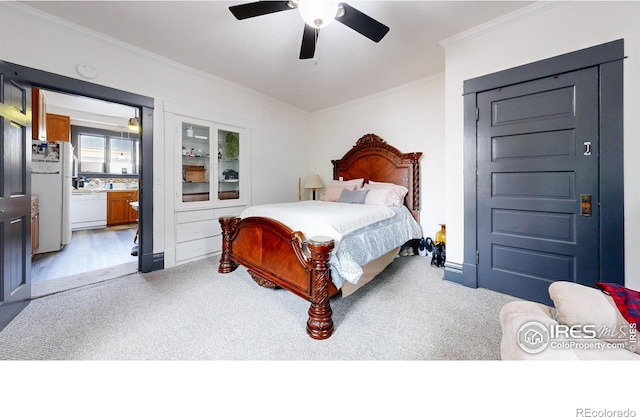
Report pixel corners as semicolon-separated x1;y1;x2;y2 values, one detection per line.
551;341;629;350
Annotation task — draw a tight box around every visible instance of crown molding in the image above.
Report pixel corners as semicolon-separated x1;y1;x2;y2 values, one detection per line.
440;1;567;48
312;72;445;116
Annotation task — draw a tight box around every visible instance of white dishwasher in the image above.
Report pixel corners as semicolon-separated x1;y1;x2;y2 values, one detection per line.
70;192;107;230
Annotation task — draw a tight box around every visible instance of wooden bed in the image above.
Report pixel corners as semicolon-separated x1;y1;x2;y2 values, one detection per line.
218;134;422;339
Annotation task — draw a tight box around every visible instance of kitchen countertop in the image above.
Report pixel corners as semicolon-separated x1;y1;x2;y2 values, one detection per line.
72;187;138;194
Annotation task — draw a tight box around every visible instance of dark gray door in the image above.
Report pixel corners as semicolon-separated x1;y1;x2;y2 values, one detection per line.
0;62;32;331
476;67;599;304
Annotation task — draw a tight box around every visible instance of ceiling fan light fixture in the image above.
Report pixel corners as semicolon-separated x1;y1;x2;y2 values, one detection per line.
229;0;388;60
297;0;339;28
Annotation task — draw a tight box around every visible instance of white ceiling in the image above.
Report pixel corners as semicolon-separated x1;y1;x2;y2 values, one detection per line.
43;90;137;132
23;0;535;113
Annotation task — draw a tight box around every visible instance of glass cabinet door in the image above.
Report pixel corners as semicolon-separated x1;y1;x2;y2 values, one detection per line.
216;126;242;204
180;119;212;204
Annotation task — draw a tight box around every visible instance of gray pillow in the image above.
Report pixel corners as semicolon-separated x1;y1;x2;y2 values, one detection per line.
337;188;369;204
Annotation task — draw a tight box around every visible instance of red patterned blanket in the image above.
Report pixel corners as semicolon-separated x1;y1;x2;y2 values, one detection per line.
595;283;640;325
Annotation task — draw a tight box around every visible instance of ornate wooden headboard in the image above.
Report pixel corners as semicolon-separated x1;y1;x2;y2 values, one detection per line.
331;134;422;223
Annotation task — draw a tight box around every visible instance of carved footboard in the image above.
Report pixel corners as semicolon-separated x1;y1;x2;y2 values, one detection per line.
219;215;339;340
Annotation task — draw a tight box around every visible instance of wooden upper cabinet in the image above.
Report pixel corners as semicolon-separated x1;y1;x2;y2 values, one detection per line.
46;113;71;142
31;88;47;141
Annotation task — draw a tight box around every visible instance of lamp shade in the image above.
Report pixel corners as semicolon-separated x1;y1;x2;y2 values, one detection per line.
303;174;324;189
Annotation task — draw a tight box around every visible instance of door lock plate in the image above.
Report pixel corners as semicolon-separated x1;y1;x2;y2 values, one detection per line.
581;194;592;216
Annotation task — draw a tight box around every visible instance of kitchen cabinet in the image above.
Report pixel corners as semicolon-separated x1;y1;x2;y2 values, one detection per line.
31;195;39;257
46;113;71;142
31;88;47;141
107;190;138;226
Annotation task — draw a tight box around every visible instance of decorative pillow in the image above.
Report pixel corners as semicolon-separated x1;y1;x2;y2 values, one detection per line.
337;188;369;204
366;180;409;196
363;187;404;206
549;281;626;329
362;183;408;206
332;178;364;188
320;184;356;202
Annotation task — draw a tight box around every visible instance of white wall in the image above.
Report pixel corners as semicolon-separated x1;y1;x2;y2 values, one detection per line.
442;1;640;290
0;3;310;259
309;75;446;236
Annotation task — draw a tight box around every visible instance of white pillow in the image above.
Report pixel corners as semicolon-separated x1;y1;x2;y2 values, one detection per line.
367;180;409;195
363;187;404;206
320;184;356;202
362;183;408;206
332;178;364;188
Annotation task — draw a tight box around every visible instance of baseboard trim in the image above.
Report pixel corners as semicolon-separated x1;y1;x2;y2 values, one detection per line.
444;262;478;288
152;252;164;272
140;251;163;273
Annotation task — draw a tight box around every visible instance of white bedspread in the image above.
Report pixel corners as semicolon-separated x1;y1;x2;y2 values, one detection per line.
240;201;395;246
240;201;422;288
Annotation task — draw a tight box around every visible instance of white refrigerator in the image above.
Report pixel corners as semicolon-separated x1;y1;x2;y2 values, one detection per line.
32;141;73;254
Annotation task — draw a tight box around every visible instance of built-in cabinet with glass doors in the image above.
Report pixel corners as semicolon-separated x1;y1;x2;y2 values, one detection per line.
178;117;247;208
216;128;242;202
180;119;213;204
174;113;249;266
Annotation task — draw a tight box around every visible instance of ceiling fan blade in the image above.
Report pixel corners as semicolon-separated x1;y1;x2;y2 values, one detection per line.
229;1;293;20
299;25;318;60
336;3;389;43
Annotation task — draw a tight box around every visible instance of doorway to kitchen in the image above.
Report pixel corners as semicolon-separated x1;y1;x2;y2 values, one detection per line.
2;60;157;304
31;89;142;297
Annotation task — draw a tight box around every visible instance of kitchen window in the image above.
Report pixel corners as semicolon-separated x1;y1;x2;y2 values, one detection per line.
109;137;136;175
79;134;105;173
73;126;140;177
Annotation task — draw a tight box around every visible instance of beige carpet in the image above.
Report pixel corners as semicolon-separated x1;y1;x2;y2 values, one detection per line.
0;254;519;360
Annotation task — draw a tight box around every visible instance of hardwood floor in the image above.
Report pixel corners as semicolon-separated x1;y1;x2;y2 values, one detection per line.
32;225;138;283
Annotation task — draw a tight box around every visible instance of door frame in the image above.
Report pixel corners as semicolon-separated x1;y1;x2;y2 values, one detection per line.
448;39;624;288
2;61;162;273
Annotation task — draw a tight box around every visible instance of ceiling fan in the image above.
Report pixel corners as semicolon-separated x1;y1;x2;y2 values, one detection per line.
229;0;390;59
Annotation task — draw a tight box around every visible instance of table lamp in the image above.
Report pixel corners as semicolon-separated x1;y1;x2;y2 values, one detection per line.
304;174;324;200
